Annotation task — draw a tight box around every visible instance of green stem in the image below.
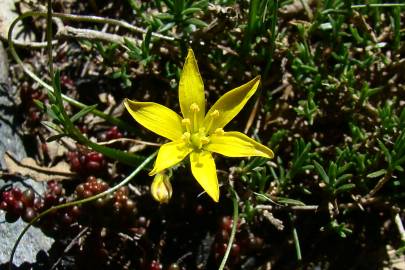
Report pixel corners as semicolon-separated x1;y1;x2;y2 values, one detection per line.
8;151;157;270
7;11;137;133
218;188;239;270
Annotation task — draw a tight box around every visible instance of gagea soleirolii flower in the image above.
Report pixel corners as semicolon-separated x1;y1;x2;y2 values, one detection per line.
124;49;274;202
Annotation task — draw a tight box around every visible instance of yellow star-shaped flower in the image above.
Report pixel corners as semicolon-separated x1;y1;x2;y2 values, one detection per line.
124;49;274;202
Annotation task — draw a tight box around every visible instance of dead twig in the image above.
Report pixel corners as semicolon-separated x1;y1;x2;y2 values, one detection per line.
97;138;161;147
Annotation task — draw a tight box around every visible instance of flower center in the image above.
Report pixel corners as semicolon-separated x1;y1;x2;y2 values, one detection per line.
182;128;209;150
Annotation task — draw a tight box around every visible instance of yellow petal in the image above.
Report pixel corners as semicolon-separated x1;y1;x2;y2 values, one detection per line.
149;141;192;175
203;76;260;134
190;151;219;202
179;49;205;129
124;98;183;141
206;131;274;158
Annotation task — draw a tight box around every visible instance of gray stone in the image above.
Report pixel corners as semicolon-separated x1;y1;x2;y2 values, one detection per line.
0;41;54;267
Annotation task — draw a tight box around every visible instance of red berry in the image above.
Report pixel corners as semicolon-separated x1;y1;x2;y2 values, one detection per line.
22;207;36;222
22;189;35;207
12;201;24;216
0;201;8;210
75;184;85;196
85;161;101;171
3;193;14;205
231;243;240;257
12;188;22;200
82;189;93;198
87;152;103;163
33;197;44;211
70;157;81;172
118;186;129;196
61;212;73;224
52;184;63;196
44;193;57;206
150;260;162;270
124;199;136;212
219;229;229;242
221;216;233;231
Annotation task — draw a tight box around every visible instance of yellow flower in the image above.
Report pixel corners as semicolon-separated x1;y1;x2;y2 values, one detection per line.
124;49;274;202
151;173;173;204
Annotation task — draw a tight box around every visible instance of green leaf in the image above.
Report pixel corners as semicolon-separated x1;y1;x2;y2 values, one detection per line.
46;133;68;142
162;0;174;10
53;70;62;105
70;104;98;123
191;0;208;9
181;7;201;15
156;13;175;20
159;22;175;32
33;99;44;110
335;183;356;194
314;160;330;185
394;165;404;172
367;169;387;178
185;18;208;27
338;162;353;175
50;104;63;121
41;121;63;133
276;197;306;206
335;174;352;186
328;162;337;184
378;139;392;166
142;28;152;54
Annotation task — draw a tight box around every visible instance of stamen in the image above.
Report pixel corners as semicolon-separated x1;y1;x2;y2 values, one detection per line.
214;128;225;136
190;103;200;132
210;110;219;118
182;118;191;133
200;136;210;145
181;132;191;143
205;109;220;133
190;103;200;112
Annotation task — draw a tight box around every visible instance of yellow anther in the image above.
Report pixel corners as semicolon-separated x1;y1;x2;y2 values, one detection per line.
205;110;220;133
214;128;225;135
200;136;210;145
182;118;191;132
210;110;220;118
190;103;200;112
181;132;191;141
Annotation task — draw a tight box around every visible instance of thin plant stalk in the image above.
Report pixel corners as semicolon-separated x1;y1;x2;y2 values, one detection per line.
218;188;239;270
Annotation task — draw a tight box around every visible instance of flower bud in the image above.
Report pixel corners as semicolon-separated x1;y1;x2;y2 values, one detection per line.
151;173;172;204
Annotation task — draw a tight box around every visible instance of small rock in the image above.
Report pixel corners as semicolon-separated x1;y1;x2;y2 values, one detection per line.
0;41;54;266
